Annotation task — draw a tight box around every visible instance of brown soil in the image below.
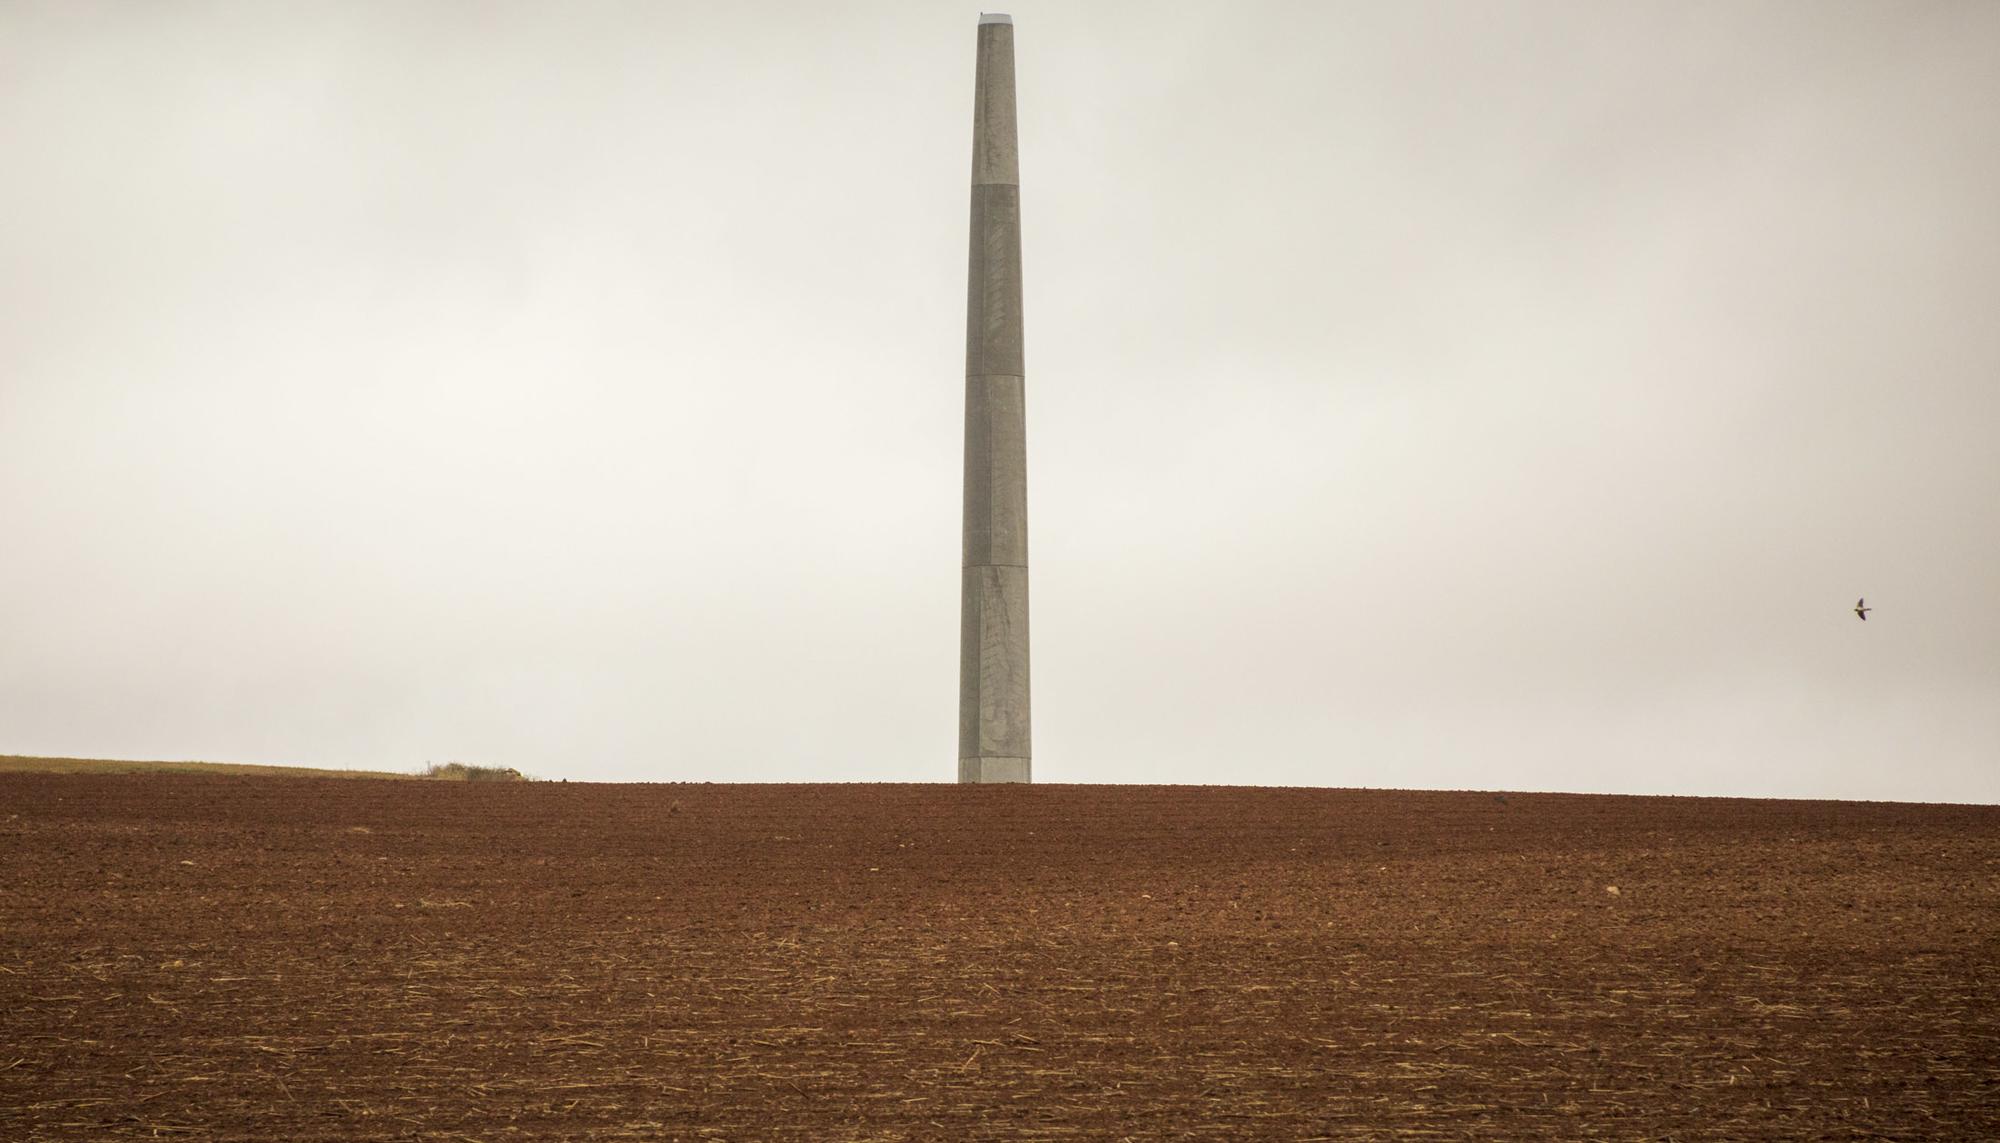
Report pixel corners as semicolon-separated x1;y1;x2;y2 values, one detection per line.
3;775;1996;1140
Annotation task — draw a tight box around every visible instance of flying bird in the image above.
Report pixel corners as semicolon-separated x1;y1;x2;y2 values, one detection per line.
1854;598;1871;621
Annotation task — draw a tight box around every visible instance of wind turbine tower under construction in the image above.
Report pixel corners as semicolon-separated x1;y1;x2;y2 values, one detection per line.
958;13;1031;783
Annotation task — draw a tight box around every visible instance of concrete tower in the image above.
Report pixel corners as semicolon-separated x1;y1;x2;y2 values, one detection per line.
959;13;1030;784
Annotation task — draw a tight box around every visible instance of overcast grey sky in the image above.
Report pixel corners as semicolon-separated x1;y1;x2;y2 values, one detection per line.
3;1;1995;800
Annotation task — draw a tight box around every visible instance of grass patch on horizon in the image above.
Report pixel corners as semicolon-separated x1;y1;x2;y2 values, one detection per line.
0;754;418;779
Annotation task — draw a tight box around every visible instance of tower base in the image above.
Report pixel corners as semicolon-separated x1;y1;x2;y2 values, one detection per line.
958;756;1031;784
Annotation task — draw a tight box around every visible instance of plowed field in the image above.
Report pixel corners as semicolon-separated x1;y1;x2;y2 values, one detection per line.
3;775;1997;1140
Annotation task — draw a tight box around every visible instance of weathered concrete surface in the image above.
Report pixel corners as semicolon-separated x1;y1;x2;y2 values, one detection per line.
961;374;1026;563
959;15;1030;784
957;755;1030;784
959;564;1029;777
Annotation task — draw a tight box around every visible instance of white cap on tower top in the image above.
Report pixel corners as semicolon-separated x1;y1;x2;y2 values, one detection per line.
979;13;1012;24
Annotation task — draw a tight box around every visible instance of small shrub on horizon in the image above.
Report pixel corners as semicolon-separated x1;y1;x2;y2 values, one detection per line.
420;761;527;782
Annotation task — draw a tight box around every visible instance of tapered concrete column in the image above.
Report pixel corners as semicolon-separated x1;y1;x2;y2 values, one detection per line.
959;13;1030;784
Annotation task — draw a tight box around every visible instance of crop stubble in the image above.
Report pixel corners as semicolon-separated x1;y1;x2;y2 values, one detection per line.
2;775;1996;1140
